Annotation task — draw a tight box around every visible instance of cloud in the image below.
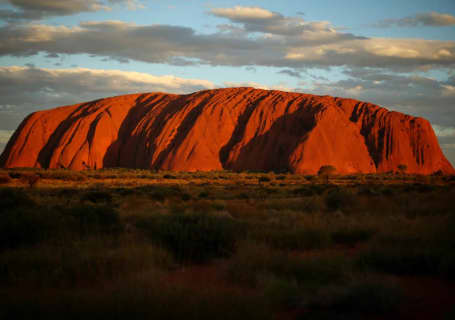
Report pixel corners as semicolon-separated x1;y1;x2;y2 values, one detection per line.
433;125;455;138
224;81;294;92
1;19;454;72
277;69;302;78
108;0;144;10
300;68;455;129
0;66;215;132
0;130;14;144
210;5;350;39
211;6;276;20
0;0;143;20
376;12;455;28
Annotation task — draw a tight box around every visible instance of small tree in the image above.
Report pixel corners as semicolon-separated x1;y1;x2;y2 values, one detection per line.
318;165;337;184
397;164;407;175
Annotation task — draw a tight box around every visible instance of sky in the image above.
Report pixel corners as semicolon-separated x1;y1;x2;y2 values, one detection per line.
0;0;454;165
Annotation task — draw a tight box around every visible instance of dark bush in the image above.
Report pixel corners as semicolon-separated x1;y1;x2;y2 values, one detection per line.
309;280;403;316
65;205;122;236
181;192;192;201
250;226;331;251
0;208;49;250
0;188;35;212
198;191;209;199
82;191;113;203
325;188;355;211
136;212;241;263
259;176;271;183
331;228;375;246
356;247;441;275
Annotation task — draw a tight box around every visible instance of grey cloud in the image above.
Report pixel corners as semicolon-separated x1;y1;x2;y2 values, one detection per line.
0;0;142;21
210;5;361;40
1;21;454;72
305;68;455;129
0;0;109;20
303;68;455;165
0;66;215;137
277;69;302;78
377;12;455;27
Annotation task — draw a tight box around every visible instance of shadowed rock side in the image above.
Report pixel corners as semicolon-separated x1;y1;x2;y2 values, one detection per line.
1;87;453;174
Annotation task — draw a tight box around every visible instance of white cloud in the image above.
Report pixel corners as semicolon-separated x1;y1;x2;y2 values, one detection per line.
224;81;294;92
211;6;275;20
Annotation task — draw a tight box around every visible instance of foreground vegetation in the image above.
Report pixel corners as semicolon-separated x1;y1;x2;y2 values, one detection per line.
1;168;454;319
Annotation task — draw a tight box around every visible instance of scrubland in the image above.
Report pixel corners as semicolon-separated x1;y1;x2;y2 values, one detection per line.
0;168;454;319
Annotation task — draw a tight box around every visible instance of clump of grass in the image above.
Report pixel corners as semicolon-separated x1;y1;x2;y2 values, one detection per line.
82;190;113;203
324;188;355;211
135;212;242;263
227;242;349;288
39;169;86;181
0;276;271;320
331;227;375;247
248;224;331;251
356;246;442;275
65;205;122;237
0;188;35;211
307;277;404;317
0;208;49;250
261;275;301;309
0;243;175;287
0;204;122;251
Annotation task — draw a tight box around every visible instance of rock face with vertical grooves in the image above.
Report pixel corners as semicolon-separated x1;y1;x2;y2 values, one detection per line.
0;87;453;174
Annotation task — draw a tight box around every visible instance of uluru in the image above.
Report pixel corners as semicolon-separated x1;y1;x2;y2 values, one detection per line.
0;87;453;175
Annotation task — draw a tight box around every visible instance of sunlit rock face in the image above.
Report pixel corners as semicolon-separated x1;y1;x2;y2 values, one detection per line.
1;87;453;174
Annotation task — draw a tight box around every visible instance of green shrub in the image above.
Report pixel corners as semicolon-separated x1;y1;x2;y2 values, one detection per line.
136;212;241;263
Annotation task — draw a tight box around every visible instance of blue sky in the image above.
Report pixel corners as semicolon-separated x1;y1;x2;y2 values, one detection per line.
0;0;455;164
